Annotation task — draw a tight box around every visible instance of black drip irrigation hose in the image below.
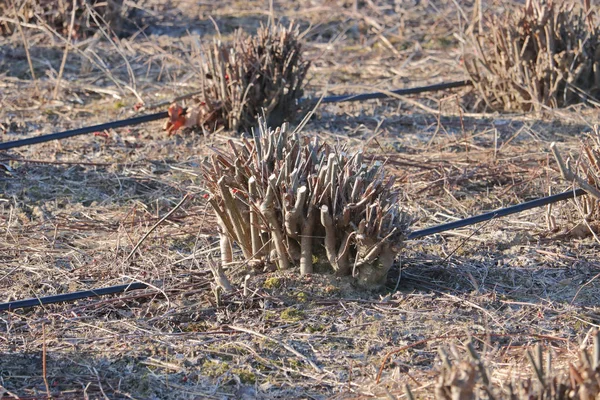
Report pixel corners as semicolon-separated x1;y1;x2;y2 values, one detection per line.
0;111;169;151
318;80;471;104
408;188;586;239
0;282;148;311
0;187;587;312
0;80;471;151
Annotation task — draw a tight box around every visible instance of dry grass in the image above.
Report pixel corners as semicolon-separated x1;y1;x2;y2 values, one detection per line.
2;1;600;399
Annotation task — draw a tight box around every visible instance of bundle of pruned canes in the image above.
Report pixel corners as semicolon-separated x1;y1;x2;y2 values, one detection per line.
1;0;126;37
551;129;600;215
200;119;411;288
464;0;600;112
549;130;600;238
432;332;600;399
166;23;310;135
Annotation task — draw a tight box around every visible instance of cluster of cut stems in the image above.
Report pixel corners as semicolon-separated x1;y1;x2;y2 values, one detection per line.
551;130;600;220
465;0;600;112
200;119;411;287
432;331;600;399
1;0;125;37
183;23;309;133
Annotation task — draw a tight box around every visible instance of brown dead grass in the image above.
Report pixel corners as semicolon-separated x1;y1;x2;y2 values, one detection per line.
2;0;600;399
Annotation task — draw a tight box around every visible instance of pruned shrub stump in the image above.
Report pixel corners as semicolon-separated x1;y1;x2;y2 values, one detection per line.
165;23;310;135
1;0;127;38
465;0;600;112
200;120;412;289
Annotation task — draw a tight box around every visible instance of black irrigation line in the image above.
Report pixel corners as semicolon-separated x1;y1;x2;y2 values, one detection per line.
0;282;148;311
408;188;587;239
0;111;169;151
317;80;471;104
0;187;587;312
0;80;471;151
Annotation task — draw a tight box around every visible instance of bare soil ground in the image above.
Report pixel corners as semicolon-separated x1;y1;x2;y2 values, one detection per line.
2;1;600;399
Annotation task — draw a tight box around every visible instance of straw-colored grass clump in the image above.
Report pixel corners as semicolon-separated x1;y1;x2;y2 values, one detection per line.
200;120;411;288
465;0;600;112
165;23;310;135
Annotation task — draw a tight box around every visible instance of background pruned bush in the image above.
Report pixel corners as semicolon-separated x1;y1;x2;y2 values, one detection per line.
166;23;310;135
432;332;600;399
464;0;600;112
1;0;128;38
